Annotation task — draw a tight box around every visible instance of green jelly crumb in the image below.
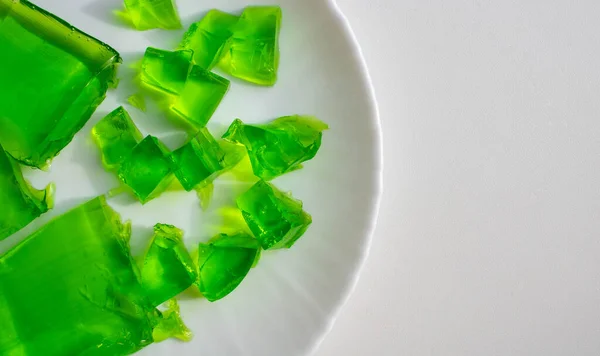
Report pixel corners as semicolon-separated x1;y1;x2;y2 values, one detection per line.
118;135;174;204
0;144;54;241
237;180;312;250
0;196;161;355
128;93;147;112
223;115;328;180
195;182;214;211
197;232;261;302
92;106;143;171
179;9;240;69
122;0;182;31
0;0;121;169
141;224;197;307
153;300;192;342
218;6;282;86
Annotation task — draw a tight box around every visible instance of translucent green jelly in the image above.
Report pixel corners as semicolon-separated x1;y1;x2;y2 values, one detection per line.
122;0;182;31
197;233;260;302
0;196;160;355
0;0;121;169
237;180;312;250
152;300;192;342
223;115;328;180
141;224;197;307
92;106;143;170
0;144;54;241
139;47;193;96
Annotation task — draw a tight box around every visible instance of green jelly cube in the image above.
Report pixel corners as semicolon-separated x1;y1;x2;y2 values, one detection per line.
0;0;121;168
197;233;260;302
170;65;230;129
169;128;243;191
141;224;197;307
140;47;193;96
0;145;54;241
0;196;160;355
123;0;182;31
153;300;192;342
118;136;174;204
218;6;282;86
223;115;328;180
179;10;240;69
237;180;312;250
91;106;143;170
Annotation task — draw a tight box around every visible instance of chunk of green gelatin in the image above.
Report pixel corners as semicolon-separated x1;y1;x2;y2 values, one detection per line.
0;196;160;355
139;47;193;96
153;300;192;342
223;115;328;180
218;6;282;86
122;0;182;31
0;0;121;169
0;145;54;241
197;233;260;302
118;136;174;204
141;224;197;307
179;10;240;69
92;106;143;170
237;180;312;250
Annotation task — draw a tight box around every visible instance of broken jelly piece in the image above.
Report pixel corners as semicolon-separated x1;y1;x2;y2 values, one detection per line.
0;196;161;355
179;10;240;69
197;233;260;302
0;0;121;169
0;144;54;241
218;6;282;86
153;300;192;342
169;128;244;191
237;180;312;250
122;0;182;31
118;135;174;204
139;47;193;96
92;106;143;170
141;224;197;307
222;115;328;180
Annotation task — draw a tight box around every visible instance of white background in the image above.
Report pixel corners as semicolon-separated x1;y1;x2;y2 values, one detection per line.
318;1;600;355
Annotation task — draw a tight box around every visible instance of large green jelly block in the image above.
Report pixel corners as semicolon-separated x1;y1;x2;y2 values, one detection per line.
141;224;197;307
169;128;243;191
92;106;143;170
118;136;174;204
179;10;240;69
0;0;121;169
237;180;312;250
0;196;161;355
222;115;328;180
0;145;54;241
197;233;260;302
139;47;193;96
218;6;282;86
123;0;182;31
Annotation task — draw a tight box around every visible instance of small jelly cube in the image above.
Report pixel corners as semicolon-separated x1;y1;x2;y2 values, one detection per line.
91;106;143;170
169;128;243;191
197;233;260;302
218;6;282;86
141;224;196;307
237;180;312;250
0;0;121;168
118;136;174;204
179;10;240;69
123;0;182;31
0;144;54;241
139;47;193;95
222;115;328;180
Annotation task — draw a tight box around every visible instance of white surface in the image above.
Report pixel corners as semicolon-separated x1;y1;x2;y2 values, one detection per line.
317;1;600;355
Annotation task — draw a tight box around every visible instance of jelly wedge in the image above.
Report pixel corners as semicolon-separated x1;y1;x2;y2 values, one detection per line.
122;0;182;31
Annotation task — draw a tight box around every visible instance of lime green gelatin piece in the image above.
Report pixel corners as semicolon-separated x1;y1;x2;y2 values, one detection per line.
92;106;143;170
0;196;161;355
122;0;182;31
169;128;243;191
153;300;192;342
223;115;328;180
197;233;260;302
118;135;174;204
0;0;121;169
218;6;282;86
237;180;312;250
139;47;193;96
0;145;54;241
141;224;197;307
179;9;240;69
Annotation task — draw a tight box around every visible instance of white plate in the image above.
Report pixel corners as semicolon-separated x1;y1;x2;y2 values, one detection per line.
1;0;382;355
